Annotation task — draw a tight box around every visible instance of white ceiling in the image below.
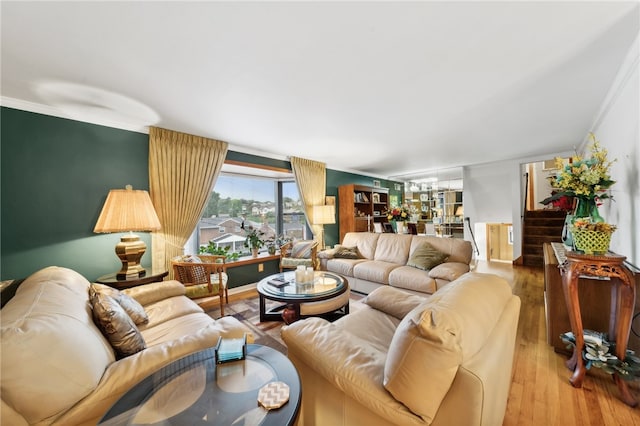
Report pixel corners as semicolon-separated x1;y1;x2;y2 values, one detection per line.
2;1;638;182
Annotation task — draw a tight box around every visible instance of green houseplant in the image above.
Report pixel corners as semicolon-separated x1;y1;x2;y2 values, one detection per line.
242;221;265;257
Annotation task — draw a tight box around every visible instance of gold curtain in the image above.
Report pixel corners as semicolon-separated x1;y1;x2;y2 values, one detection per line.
290;156;327;248
148;127;228;277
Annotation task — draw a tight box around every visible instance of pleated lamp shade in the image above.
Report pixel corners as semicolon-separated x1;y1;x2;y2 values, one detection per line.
94;185;161;279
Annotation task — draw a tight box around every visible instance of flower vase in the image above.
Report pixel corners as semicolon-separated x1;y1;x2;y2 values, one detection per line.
394;221;406;234
573;198;604;223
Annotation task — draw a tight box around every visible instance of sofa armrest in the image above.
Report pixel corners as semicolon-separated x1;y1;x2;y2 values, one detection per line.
121;280;185;306
363;286;427;320
282;318;420;424
317;247;337;259
428;262;470;282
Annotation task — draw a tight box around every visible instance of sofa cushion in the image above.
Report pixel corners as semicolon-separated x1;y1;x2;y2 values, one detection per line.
363;286;427;320
91;291;147;358
383;272;515;422
429;262;470;282
325;258;368;277
388;266;438;294
139;294;205;330
342;232;380;259
406;242;448;270
374;234;413;264
353;260;401;286
0;266;115;425
122;280;186;306
91;283;149;325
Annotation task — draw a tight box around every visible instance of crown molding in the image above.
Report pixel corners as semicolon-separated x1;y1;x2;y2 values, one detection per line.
1;96;395;181
1;96;149;134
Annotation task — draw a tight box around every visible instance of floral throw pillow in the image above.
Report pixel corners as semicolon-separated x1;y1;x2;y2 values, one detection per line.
333;246;361;259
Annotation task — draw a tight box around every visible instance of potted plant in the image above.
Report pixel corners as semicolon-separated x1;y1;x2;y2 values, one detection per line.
198;242;240;261
242;221;265;257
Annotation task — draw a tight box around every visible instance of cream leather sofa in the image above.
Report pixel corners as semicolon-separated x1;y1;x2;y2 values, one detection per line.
282;272;520;426
1;266;252;426
319;232;473;295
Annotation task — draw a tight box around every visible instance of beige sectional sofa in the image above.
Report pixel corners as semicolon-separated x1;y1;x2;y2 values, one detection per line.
0;266;252;426
282;272;521;426
319;232;473;295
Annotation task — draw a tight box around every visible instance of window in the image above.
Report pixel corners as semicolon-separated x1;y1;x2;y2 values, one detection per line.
194;164;310;256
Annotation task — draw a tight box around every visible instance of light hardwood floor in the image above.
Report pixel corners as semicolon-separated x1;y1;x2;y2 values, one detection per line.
485;261;640;425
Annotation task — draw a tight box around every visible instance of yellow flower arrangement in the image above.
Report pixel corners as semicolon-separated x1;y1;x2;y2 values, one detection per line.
551;133;616;202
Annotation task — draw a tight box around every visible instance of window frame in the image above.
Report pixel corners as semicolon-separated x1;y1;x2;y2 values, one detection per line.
189;162;310;256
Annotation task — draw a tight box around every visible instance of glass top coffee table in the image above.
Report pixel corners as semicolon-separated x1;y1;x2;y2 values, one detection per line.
98;345;300;426
256;271;349;323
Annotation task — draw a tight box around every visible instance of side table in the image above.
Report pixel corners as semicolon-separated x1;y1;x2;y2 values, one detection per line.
95;270;168;290
560;251;637;407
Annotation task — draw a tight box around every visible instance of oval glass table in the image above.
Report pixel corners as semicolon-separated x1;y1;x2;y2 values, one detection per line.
98;345;300;426
257;270;350;323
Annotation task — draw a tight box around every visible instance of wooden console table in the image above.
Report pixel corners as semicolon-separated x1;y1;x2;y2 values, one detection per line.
560;250;637;407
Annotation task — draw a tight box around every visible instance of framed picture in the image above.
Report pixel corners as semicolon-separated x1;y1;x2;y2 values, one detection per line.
373;180;381;188
325;196;336;205
389;195;398;207
420;194;430;202
372;193;380;203
383;223;394;233
373;223;383;233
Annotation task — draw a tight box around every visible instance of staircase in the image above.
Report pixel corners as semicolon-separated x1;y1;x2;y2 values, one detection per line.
522;210;567;267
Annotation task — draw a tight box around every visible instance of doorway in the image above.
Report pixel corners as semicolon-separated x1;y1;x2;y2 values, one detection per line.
487;223;513;262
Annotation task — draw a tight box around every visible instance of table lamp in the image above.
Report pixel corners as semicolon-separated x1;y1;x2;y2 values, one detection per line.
94;185;161;279
312;205;336;249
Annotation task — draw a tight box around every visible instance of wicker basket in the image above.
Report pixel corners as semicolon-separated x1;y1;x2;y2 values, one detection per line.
572;228;612;255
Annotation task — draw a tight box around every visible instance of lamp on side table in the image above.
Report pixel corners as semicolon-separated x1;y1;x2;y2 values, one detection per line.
94;185;161;280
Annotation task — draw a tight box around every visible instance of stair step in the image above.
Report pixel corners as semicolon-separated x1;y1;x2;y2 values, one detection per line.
523;235;563;245
523;225;564;235
524;218;566;226
524;210;567;218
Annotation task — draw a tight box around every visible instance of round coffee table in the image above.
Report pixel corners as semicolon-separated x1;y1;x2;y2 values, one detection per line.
98;345;300;426
257;271;350;323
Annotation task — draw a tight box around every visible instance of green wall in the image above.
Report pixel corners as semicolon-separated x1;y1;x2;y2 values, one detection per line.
1;107;404;282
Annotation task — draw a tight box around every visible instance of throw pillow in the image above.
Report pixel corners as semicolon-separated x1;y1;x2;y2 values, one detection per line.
384;302;463;423
91;292;146;358
290;241;315;259
332;246;361;259
90;284;149;325
407;242;448;270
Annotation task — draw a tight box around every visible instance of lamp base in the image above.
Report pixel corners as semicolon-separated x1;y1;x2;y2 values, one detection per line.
115;234;147;280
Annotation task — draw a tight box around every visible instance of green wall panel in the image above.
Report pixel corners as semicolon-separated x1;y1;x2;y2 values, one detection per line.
1;107;404;283
1;107;149;281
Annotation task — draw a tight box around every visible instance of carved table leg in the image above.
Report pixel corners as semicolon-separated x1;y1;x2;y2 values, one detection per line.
611;269;638;407
562;262;586;387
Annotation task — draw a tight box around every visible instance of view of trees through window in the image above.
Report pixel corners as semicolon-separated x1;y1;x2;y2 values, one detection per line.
196;171;309;256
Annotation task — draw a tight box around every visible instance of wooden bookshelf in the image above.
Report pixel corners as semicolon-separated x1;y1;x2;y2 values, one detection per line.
338;184;389;242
